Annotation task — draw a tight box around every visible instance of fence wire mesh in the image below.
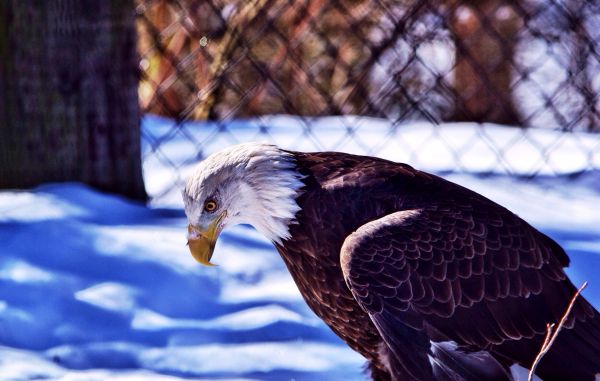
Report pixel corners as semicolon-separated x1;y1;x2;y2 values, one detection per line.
135;0;600;201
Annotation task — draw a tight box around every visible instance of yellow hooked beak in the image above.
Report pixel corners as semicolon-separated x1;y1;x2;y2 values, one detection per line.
187;213;226;266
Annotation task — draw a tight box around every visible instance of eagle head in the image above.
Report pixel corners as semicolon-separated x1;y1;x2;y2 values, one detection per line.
182;143;304;266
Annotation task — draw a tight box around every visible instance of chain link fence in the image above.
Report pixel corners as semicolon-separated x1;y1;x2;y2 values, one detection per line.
134;0;600;201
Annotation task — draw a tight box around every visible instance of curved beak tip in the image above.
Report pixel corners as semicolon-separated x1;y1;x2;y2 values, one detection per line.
187;223;220;267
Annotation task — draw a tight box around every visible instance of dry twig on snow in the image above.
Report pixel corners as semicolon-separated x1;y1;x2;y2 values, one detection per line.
527;281;588;381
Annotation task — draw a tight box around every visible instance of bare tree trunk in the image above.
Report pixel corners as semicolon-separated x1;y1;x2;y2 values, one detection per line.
0;0;147;201
448;0;521;125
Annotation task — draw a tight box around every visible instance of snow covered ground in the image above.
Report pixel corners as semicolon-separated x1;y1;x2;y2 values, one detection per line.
1;115;599;380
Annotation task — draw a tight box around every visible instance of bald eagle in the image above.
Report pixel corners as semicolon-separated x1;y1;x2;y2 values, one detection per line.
182;143;600;381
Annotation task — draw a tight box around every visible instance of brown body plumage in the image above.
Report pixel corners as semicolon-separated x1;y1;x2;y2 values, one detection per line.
276;151;600;381
184;144;600;381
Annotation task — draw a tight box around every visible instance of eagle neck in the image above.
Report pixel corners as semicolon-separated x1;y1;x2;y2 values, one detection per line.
242;149;304;244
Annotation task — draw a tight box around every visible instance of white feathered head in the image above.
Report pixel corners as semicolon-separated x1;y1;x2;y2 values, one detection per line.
182;143;304;265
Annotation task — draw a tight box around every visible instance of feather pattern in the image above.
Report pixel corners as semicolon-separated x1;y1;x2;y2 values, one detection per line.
274;150;600;381
185;145;600;381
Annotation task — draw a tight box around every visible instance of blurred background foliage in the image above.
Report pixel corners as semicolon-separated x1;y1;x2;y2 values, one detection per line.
136;0;600;130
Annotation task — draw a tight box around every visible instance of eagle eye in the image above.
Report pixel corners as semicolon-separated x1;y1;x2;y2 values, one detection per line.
204;199;218;213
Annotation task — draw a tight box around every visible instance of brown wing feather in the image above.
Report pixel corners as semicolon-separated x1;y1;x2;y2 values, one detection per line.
341;208;600;381
284;151;600;380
